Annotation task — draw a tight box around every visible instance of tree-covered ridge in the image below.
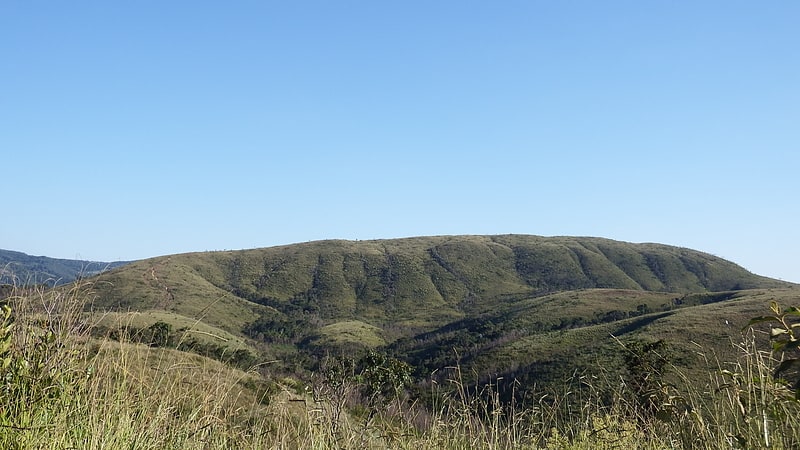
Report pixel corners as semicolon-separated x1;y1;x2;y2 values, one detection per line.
0;249;130;286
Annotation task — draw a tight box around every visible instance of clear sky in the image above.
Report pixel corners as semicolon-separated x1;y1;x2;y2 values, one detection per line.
2;2;798;282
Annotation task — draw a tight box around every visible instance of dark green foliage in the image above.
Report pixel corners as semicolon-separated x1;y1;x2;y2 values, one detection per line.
621;339;674;420
175;338;257;370
358;350;413;405
244;314;312;344
0;297;87;438
145;321;173;347
746;301;800;398
323;350;412;406
316;350;412;426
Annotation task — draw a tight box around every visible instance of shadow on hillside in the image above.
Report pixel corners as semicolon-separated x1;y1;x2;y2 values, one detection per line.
612;311;674;336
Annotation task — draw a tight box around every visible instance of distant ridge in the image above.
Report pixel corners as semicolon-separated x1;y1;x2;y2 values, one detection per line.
0;249;131;286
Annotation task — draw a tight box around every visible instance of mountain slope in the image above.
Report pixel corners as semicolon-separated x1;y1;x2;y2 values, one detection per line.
389;287;794;386
88;235;787;333
0;249;130;286
82;234;796;394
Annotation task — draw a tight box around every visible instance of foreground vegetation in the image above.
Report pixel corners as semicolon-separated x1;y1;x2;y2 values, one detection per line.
2;282;800;449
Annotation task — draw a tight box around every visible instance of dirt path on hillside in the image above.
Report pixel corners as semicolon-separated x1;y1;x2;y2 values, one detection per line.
143;257;175;309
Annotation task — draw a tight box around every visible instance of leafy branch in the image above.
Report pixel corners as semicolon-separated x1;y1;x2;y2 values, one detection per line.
746;301;800;398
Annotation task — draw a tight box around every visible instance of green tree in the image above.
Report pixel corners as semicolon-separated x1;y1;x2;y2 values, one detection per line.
315;350;413;431
146;321;173;347
622;339;676;421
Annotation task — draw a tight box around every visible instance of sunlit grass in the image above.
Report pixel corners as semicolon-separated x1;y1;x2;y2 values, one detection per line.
1;281;800;448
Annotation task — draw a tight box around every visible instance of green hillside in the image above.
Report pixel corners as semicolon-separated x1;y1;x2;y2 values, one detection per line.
84;235;792;381
391;287;799;393
6;235;800;448
91;235;784;320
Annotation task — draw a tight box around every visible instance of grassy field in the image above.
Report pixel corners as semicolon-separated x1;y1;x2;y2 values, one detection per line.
2;282;800;448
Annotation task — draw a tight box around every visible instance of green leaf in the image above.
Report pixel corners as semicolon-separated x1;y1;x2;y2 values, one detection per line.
0;339;11;355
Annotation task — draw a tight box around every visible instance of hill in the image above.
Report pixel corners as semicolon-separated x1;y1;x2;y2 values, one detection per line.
84;235;794;383
8;234;800;447
0;249;131;286
90;235;786;318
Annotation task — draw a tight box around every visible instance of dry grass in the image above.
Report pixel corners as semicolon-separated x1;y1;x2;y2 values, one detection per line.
1;281;800;449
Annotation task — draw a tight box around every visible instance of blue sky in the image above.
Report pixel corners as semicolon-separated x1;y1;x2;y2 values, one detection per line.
2;2;799;282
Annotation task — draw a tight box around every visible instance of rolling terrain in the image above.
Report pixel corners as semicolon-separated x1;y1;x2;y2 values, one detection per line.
83;235;796;390
0;249;130;286
5;234;800;448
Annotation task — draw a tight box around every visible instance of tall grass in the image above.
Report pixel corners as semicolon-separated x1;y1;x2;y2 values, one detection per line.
0;282;274;449
1;281;799;448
